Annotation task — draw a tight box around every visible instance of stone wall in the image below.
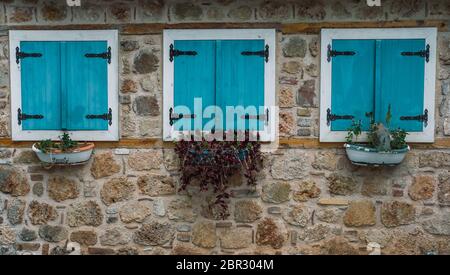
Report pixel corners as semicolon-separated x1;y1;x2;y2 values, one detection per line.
1;0;450;255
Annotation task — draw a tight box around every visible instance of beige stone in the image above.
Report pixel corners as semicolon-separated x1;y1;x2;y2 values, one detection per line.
234;200;262;223
119;200;152;223
219;228;252;249
137;173;176;196
343;201;376;227
128;150;163;171
409;175;435;201
192;221;217;248
90;152;121;179
381;201;416;227
27;201;57;225
48;176;79;202
101;177;135;205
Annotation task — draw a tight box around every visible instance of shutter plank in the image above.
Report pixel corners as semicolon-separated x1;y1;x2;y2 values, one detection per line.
173;40;216;131
378;39;425;131
331;39;376;131
20;41;61;130
65;41;109;131
216;40;265;132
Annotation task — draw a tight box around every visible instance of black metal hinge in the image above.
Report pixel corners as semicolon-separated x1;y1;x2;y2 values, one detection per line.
16;47;43;64
401;44;430;63
17;108;43;125
241;45;269;63
169;44;197;62
169;107;197;126
242;109;270;124
86;108;113;126
326;108;354;126
327;44;356;62
85;47;112;64
400;109;428;127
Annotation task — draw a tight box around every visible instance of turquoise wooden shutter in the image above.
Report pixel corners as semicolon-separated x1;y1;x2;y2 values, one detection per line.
20;41;61;130
330;40;376;131
377;39;425;131
173;40;216;131
64;41;109;131
216;40;265;132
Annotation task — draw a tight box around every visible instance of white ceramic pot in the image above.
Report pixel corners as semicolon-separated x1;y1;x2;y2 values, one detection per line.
32;143;94;165
344;143;410;166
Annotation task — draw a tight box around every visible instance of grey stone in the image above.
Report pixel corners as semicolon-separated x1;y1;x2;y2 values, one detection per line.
153;198;166;217
297;118;311;127
133;51;159;74
19;228;37;242
423;212;450;236
133;96;160;116
7;199;26;225
172;2;203;20
39;225;68;243
121;40;139;52
283;37;307;58
297;129;312;136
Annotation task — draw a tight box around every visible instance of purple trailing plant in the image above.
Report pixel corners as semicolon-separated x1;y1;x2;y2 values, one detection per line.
174;131;263;219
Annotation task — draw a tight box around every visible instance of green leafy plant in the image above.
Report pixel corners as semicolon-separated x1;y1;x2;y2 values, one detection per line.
58;132;78;152
345;120;362;143
36;132;78;153
390;128;408;150
346;105;408;151
36;139;57;154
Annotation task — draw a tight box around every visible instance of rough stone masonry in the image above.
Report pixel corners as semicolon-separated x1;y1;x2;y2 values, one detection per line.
1;0;450;255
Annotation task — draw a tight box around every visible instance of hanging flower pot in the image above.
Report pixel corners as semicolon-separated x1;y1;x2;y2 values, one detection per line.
344;143;410;166
32;132;94;165
344;106;410;167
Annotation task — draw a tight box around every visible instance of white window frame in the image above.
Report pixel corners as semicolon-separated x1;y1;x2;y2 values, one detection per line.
9;30;119;141
320;28;437;143
163;29;276;142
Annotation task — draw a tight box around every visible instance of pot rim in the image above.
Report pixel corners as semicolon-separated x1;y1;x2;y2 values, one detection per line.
32;142;95;154
344;143;410;154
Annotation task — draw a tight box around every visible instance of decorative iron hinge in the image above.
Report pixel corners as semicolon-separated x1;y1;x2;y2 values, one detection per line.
241;45;270;63
401;44;430;63
326;108;354;126
17;108;44;125
169;44;197;62
85;47;112;64
169;107;197;126
327;44;356;62
400;109;428;127
86;108;113;126
16;47;43;64
242;109;270;124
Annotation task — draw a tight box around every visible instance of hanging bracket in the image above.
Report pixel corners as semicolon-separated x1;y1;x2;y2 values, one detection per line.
86;108;113;126
401;44;430;63
326;108;354;126
241;44;269;63
17;108;44;125
169;44;197;62
16;47;42;64
85;47;112;64
400;109;428;127
327;44;356;62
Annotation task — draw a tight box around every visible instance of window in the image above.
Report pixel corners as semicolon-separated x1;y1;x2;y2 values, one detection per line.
9;30;119;141
320;28;437;143
163;29;276;141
